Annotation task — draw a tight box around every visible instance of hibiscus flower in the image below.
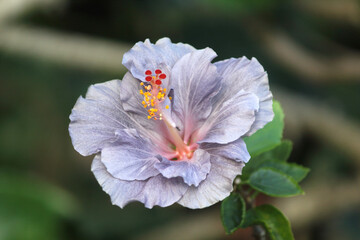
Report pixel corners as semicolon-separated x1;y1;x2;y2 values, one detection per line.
69;38;273;209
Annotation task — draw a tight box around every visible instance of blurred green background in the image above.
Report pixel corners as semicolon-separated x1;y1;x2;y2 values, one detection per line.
1;0;360;239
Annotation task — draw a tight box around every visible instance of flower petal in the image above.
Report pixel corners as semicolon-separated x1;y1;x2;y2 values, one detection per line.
92;154;188;209
101;129;160;181
171;48;221;143
154;149;211;187
215;57;274;136
200;138;251;163
195;90;259;144
177;155;244;209
122;38;196;80
69;80;137;156
120;72;149;117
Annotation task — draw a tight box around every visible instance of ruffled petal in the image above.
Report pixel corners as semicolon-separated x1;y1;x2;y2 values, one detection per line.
195;91;259;144
215;57;274;136
92;155;188;209
200;138;250;163
101;129;160;181
177;155;244;209
171;48;221;143
69;80;137;156
122;38;196;80
154;149;211;187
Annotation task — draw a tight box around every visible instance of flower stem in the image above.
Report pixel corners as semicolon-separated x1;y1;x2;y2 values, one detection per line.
238;187;267;240
253;225;267;240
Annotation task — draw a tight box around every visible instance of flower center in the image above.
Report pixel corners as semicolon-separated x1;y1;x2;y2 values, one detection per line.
139;69;195;160
140;69;169;120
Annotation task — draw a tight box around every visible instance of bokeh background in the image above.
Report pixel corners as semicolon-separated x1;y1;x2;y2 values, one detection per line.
1;0;360;239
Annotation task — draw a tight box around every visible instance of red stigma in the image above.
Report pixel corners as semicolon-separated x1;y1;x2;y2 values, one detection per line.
145;76;152;81
159;74;166;79
145;70;152;75
155;80;162;85
155;69;162;74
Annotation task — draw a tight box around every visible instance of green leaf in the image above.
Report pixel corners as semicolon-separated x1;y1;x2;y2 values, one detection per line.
241;205;294;240
244;101;284;157
248;168;304;197
241;140;293;180
258;140;293;162
221;193;246;234
257;161;310;182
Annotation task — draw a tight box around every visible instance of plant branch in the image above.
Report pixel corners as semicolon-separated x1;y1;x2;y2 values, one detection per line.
253;225;267;240
239;186;268;240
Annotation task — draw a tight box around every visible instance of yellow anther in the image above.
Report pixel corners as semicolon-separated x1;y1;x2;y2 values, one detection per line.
141;71;169;121
169;96;172;100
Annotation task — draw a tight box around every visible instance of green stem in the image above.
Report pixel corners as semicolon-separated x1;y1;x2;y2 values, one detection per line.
238;186;267;240
250;190;259;201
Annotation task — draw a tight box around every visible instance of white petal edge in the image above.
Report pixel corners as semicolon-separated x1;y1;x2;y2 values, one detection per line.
69;80;136;156
122;37;196;81
92;154;188;209
177;155;244;209
215;57;274;136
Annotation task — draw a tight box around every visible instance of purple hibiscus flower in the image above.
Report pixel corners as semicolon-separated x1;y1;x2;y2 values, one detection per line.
69;38;273;209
